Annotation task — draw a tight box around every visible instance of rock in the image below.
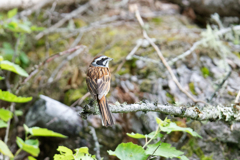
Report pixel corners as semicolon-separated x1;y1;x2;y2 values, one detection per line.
139;79;152;92
25;95;83;136
136;60;146;69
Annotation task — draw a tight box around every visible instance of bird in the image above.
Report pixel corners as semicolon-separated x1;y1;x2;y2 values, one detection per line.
86;55;115;127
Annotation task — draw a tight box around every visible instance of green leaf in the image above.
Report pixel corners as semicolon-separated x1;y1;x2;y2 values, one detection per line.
127;133;146;139
57;146;73;155
0;56;3;61
179;155;189;160
5;21;18;31
30;26;45;31
78;147;89;154
54;146;74;160
15;110;23;116
145;142;186;159
147;131;163;139
127;132;163;139
108;142;148;160
28;156;37;160
0;108;13;122
160;122;202;138
74;147;95;160
18;24;31;33
0;60;29;77
0;119;8;128
0;90;32;103
8;8;18;18
19;52;29;65
0;140;14;158
0;76;5;80
29;127;67;138
107;150;116;156
23;124;29;134
16;137;40;157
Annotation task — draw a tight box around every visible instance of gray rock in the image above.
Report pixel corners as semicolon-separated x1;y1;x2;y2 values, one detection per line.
136;60;146;69
25;95;83;136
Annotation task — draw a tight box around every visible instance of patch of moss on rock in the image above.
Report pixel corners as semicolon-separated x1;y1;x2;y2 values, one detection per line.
189;82;197;95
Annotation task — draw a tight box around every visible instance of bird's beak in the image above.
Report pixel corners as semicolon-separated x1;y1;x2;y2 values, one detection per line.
108;57;113;61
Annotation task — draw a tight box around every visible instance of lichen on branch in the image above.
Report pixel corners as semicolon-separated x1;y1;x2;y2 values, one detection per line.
81;101;240;122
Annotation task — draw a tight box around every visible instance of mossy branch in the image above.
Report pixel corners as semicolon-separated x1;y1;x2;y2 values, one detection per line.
81;101;240;122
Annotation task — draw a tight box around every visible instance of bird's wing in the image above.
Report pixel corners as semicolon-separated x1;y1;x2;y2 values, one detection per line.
86;74;110;100
86;76;98;98
97;74;110;100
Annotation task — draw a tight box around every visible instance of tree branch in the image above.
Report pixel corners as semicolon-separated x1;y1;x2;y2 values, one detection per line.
81;101;240;122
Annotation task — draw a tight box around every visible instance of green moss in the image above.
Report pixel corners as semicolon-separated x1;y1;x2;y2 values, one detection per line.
117;68;130;75
140;79;152;92
151;17;163;25
201;67;210;78
182;139;214;160
189;82;197;95
74;19;87;28
233;52;240;59
166;92;175;104
64;87;88;105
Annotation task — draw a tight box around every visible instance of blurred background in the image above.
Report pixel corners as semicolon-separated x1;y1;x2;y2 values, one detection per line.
0;0;240;159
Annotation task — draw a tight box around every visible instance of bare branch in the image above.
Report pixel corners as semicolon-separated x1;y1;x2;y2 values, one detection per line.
15;45;87;94
131;4;208;105
35;2;90;40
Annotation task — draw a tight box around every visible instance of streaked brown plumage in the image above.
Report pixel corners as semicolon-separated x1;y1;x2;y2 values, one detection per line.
86;55;114;127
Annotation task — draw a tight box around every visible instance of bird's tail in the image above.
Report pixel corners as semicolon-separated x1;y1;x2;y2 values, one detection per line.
97;96;114;127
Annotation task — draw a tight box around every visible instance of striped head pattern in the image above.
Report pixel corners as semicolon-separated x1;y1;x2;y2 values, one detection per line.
91;55;113;68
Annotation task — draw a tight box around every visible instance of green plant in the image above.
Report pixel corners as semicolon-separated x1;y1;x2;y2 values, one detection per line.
53;118;201;160
0;8;45;68
108;117;201;160
54;146;99;160
0;56;67;159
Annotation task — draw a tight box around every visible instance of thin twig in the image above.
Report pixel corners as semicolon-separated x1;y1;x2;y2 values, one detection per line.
35;2;90;40
132;5;207;104
4;103;15;144
146;134;168;160
89;126;101;160
168;25;240;65
14;45;86;94
47;47;85;83
208;70;232;103
126;41;142;60
235;90;240;103
143;126;160;148
70;92;91;107
70;32;83;48
0;0;52;25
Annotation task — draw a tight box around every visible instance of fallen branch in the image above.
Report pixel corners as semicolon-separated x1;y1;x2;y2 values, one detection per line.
131;4;207;105
35;1;90;40
14;45;87;94
81;101;240;122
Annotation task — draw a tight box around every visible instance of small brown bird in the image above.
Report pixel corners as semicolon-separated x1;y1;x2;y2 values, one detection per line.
86;55;114;127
